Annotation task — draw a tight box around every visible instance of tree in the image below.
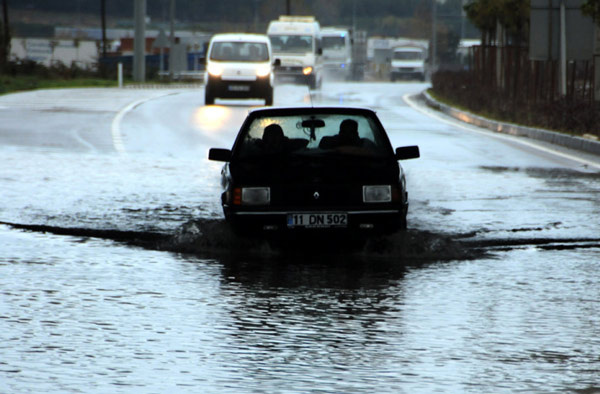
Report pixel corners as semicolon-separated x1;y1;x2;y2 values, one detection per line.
582;0;600;25
464;0;500;45
463;0;528;45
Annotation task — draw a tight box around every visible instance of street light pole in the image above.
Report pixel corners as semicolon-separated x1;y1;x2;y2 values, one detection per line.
133;0;146;82
169;0;175;77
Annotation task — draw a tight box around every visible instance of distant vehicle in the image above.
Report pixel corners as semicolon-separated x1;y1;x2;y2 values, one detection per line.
390;45;427;82
208;106;420;235
267;16;323;89
320;27;368;81
321;27;353;80
204;33;275;105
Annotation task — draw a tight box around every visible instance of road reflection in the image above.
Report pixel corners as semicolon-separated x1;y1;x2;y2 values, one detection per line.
191;105;233;132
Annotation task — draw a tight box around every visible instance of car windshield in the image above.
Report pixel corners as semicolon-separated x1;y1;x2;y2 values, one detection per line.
210;42;269;62
236;113;391;159
269;35;313;54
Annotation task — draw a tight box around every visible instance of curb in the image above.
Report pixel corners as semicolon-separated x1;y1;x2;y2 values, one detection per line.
421;90;600;157
122;83;203;90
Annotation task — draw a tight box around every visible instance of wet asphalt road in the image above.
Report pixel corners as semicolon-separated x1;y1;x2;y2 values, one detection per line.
1;82;600;393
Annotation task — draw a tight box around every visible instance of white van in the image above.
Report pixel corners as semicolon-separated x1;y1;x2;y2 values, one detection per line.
390;45;427;82
204;33;275;105
267;16;323;89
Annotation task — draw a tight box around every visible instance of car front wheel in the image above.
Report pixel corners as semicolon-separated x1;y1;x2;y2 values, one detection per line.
204;88;215;105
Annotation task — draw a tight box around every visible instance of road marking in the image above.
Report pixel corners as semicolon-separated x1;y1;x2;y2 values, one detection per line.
110;92;177;154
403;93;600;171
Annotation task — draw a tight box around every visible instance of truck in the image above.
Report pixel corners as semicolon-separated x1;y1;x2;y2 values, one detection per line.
389;44;427;82
320;27;353;80
320;27;368;81
267;16;323;89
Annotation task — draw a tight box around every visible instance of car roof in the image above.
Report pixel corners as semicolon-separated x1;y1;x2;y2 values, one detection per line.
210;33;270;44
246;106;378;117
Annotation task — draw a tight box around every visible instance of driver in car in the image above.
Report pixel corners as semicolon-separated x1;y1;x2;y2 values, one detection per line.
319;119;377;153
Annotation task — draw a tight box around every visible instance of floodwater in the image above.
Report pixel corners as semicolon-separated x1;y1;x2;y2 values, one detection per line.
1;83;600;393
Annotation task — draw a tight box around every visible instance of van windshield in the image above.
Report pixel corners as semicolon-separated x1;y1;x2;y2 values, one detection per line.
322;36;345;50
393;50;424;60
269;35;313;54
210;42;269;62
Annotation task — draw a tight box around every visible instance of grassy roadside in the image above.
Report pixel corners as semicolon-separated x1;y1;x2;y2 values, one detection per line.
0;74;118;95
425;88;541;130
0;74;204;96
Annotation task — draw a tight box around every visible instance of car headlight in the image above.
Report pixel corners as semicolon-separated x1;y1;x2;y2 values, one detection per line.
233;187;270;205
256;64;271;78
302;66;313;75
363;185;391;203
207;63;224;77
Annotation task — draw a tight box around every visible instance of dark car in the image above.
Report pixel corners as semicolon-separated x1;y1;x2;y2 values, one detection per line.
208;106;419;235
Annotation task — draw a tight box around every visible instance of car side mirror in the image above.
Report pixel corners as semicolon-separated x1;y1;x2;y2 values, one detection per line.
208;148;232;162
395;145;420;160
273;58;281;67
317;48;323;55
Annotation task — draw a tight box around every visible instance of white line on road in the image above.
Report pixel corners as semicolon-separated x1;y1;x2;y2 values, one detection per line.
110;92;178;154
403;93;600;171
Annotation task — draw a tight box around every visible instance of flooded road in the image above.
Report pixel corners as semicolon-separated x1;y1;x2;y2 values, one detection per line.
1;83;600;393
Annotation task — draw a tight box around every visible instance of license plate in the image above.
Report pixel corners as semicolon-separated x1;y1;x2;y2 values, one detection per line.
287;213;348;228
228;85;250;92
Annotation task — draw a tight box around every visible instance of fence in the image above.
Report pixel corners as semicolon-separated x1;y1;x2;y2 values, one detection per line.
470;45;595;105
432;45;599;136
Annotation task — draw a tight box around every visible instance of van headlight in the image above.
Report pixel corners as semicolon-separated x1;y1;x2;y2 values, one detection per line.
256;64;271;78
302;66;313;75
363;185;391;203
207;63;224;77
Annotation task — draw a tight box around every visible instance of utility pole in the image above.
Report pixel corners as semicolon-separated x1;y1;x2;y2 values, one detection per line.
133;0;146;82
559;0;567;96
595;20;600;101
101;0;107;59
431;0;437;73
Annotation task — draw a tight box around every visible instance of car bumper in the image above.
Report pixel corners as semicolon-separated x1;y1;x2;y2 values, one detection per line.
391;69;424;79
225;208;404;234
206;76;272;98
273;68;314;85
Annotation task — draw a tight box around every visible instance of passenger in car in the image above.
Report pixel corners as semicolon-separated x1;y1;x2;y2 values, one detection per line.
338;119;361;146
262;124;287;153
